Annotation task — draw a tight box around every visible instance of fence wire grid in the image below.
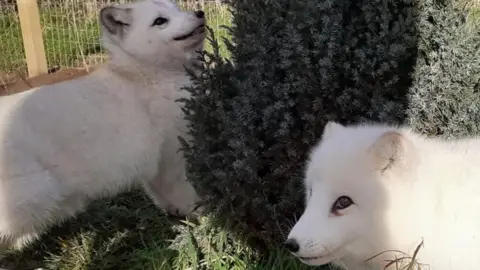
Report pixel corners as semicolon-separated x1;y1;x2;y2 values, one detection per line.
0;0;230;83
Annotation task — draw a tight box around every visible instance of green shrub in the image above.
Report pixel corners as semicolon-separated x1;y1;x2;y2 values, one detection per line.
180;0;419;245
407;0;480;138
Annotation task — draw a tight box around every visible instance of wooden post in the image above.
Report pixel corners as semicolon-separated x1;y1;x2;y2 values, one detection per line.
16;0;48;78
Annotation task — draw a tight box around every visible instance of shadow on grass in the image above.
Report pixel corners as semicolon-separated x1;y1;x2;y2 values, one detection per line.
0;191;183;270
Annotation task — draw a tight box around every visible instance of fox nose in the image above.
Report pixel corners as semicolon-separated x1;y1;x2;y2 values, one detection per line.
195;10;205;18
284;238;300;253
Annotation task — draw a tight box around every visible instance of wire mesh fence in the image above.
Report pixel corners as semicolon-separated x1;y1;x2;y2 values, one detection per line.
0;0;231;83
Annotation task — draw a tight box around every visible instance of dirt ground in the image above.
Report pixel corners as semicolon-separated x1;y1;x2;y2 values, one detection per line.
0;67;94;97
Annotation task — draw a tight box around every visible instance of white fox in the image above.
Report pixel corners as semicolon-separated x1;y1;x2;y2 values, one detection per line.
286;121;480;270
0;0;205;250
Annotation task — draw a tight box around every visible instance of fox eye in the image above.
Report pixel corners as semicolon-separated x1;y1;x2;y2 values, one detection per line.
152;17;168;26
331;196;354;215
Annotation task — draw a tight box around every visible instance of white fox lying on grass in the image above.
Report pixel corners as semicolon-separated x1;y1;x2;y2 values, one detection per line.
0;0;206;250
286;121;480;270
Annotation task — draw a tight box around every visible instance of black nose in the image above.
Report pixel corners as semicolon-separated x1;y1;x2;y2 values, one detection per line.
284;238;300;253
195;10;205;18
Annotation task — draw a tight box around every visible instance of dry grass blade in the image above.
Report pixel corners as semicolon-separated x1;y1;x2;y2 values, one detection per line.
364;239;427;270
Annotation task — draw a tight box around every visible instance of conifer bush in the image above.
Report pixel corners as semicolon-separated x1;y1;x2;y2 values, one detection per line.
180;0;419;246
407;0;480;138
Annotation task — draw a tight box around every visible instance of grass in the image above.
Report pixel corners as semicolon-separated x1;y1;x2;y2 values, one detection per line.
0;191;323;270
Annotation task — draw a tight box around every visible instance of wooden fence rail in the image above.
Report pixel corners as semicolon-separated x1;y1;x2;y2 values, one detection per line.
16;0;48;78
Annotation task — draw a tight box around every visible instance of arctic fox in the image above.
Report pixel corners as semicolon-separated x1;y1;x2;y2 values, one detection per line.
286;121;480;270
0;0;206;250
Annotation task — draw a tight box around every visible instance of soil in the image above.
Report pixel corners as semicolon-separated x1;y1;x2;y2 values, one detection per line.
0;67;95;97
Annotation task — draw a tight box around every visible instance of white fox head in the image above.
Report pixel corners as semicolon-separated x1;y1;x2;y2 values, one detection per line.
99;0;206;71
286;122;419;268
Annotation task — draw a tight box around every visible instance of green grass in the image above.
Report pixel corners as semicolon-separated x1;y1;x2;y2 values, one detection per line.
0;11;26;77
0;2;231;77
0;191;324;270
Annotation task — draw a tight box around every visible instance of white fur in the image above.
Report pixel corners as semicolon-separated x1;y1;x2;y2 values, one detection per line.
287;121;480;269
0;0;206;250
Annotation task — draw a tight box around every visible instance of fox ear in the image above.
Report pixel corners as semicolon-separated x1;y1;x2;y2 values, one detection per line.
99;6;132;39
368;131;411;173
322;121;344;140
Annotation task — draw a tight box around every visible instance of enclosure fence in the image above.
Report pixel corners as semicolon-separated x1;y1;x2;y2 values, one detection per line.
0;0;230;83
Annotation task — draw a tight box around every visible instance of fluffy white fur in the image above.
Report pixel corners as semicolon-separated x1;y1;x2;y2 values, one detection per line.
0;0;206;250
287;121;480;269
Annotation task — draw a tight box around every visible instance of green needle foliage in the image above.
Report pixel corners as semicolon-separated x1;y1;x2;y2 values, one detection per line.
180;0;419;246
407;0;480;138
